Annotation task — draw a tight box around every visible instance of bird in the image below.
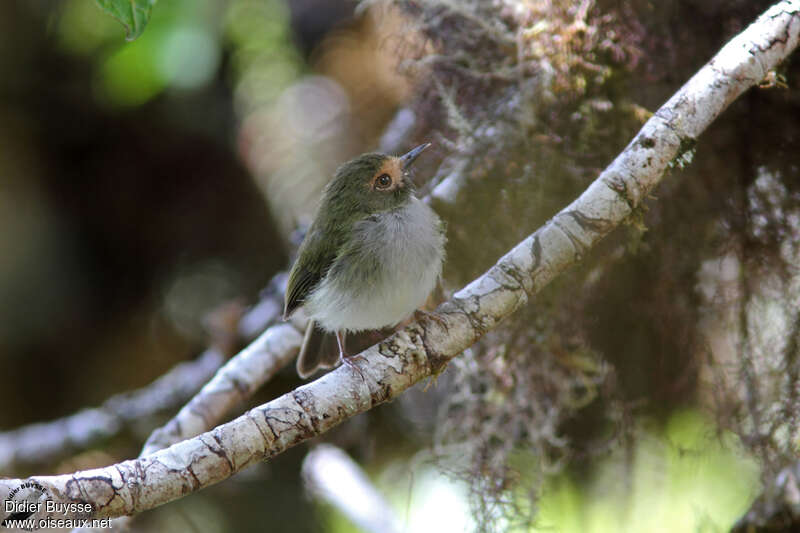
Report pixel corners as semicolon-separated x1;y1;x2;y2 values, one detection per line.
283;143;446;378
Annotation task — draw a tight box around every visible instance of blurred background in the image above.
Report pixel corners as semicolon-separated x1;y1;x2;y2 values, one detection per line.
1;0;799;531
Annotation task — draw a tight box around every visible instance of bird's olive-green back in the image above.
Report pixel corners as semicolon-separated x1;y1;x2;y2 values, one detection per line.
283;152;414;317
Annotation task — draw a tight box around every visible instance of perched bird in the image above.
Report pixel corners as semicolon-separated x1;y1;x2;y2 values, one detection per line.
283;143;446;378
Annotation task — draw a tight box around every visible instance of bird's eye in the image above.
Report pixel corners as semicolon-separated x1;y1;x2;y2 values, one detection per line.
374;173;392;190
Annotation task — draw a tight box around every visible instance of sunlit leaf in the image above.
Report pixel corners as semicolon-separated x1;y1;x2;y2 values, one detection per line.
94;0;158;41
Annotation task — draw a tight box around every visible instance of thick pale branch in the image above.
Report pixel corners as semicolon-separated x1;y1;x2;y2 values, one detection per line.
2;0;798;524
140;322;303;456
137;273;295;456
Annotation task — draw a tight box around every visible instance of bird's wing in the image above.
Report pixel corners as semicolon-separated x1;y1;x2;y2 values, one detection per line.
283;228;338;318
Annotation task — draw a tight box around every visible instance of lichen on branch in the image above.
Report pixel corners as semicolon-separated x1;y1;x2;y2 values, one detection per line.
0;0;798;526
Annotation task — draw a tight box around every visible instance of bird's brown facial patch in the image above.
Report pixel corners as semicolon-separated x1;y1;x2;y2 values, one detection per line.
369;158;404;193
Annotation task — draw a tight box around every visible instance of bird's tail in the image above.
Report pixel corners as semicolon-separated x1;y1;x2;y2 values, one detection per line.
296;320;340;378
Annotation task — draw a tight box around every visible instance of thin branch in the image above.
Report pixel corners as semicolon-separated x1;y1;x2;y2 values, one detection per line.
0;105;416;477
1;0;797;524
0;279;285;473
140;321;305;456
302;445;403;533
0;349;224;473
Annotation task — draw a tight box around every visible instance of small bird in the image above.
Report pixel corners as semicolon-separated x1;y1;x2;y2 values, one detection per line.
283;143;446;378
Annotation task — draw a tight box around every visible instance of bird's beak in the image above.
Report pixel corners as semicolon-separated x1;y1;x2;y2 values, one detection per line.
399;143;431;171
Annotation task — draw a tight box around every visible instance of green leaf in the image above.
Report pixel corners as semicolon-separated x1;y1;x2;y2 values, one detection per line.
94;0;158;41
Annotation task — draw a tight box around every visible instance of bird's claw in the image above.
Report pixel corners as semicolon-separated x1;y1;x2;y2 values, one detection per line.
413;309;448;330
339;353;366;380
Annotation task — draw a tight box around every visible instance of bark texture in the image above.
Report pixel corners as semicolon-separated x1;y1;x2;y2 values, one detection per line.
0;0;797;524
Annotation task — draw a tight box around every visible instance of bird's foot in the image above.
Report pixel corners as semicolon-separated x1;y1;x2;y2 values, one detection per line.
413;309;448;330
339;352;366;380
422;373;441;392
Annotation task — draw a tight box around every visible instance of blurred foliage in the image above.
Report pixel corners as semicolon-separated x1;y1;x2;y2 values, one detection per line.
232;0;410;234
392;0;650;527
533;410;759;532
331;409;757;533
2;0;800;531
225;0;302;112
382;0;800;529
60;0;222;106
0;0;283;428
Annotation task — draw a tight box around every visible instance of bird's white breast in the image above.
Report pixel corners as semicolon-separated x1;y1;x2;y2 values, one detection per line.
305;197;445;333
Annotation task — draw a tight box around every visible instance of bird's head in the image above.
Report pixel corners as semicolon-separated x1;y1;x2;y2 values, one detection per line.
324;143;431;215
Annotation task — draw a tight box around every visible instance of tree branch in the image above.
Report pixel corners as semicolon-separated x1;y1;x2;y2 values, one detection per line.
302;445;402;533
136;111;419;457
66;108;418;532
140;321;304;456
0;105;417;478
0;349;224;473
1;0;797;524
0;277;286;473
